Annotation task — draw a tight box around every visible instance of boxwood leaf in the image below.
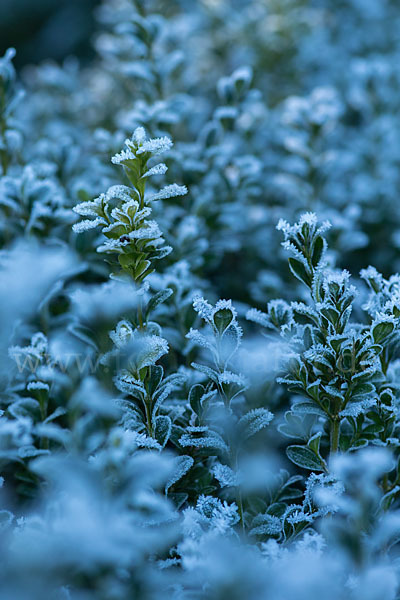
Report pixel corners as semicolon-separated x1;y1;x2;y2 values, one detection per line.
288;258;311;287
286;445;325;471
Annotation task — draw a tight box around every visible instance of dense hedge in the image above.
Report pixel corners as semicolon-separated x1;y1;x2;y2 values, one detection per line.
2;1;400;598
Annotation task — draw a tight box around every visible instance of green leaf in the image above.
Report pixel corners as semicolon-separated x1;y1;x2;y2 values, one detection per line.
328;335;348;353
146;364;163;397
307;432;322;454
380;486;400;511
292;402;326;418
306;380;321;400
103;223;127;238
338;306;352;331
311;235;324;267
286;445;325;471
238;408;273;440
372;320;395;344
350;382;375;400
278;411;313;440
350;439;368;450
213;307;234;334
189;384;205;417
276;475;303;501
118;252;135;269
248;497;268;514
319;306;340;325
278;487;303;501
154;246;172;260
146;288;173;317
249;513;282;537
379;389;394;405
267;502;287;518
134;259;152;280
165;455;194;493
288;258;311;287
362;424;384;435
8;398;40;420
367;411;384;426
179;429;228;453
154;415;172;448
191;362;219;384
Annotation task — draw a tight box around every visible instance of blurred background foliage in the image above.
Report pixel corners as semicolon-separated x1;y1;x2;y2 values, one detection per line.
0;0;99;68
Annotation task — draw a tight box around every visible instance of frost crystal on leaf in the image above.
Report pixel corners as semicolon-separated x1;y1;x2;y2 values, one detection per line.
147;184;188;202
136;136;173;156
142;163;168;178
72;217;106;233
193;296;214;321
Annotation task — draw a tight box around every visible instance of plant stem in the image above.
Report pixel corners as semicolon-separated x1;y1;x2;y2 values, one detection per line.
330;417;340;454
236;488;245;534
144;396;153;437
138;297;144;330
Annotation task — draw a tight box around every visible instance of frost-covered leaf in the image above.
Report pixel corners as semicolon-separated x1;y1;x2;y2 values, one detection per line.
288;257;311;287
165;455;194;493
372;318;395;344
238;408;273;440
147;184;188;202
191;362;219;383
146;288;173;316
213;303;234;334
249;513;282;537
179;427;228;453
292;402;326;417
154;415;172;448
286;445;326;471
212;463;238;488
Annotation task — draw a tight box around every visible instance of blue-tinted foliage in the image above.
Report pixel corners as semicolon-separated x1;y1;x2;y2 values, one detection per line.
2;1;400;598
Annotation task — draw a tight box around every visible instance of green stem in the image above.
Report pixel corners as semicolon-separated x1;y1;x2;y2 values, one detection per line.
341;386;352;411
39;393;49;450
330;417;340;454
144;396;153;437
138;297;144;330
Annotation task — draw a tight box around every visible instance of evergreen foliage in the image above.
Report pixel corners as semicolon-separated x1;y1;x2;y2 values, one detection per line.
2;1;400;598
